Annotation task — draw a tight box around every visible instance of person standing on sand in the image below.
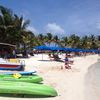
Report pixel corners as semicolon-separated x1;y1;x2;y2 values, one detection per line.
64;54;71;69
68;54;74;64
62;53;74;69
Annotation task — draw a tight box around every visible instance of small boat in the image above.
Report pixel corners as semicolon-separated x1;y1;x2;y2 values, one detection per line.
0;58;24;70
0;74;43;83
0;81;58;97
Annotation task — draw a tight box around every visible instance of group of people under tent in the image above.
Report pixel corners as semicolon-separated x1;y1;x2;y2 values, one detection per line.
48;53;61;61
48;53;74;69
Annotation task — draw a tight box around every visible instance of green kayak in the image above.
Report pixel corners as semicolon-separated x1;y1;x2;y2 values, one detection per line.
0;81;58;97
0;74;43;83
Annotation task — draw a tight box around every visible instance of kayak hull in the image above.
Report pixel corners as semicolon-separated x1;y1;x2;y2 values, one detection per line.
0;75;43;83
0;63;24;70
0;71;36;75
0;81;57;97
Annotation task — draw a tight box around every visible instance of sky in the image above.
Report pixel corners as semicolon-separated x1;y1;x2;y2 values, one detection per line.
0;0;100;36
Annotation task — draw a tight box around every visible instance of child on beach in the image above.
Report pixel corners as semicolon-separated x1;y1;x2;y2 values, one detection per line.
64;54;71;69
64;54;74;69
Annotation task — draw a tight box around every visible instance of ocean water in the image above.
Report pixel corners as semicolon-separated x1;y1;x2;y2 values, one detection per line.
85;58;100;100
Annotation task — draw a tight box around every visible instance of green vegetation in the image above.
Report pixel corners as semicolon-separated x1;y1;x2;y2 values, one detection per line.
0;5;100;51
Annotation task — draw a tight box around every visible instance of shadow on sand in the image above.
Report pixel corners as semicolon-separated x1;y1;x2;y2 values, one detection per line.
0;93;55;98
38;59;64;62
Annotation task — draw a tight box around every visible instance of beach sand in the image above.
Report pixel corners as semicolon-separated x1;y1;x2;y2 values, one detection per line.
0;54;99;100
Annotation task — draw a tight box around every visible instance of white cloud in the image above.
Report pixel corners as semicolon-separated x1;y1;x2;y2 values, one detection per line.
27;26;38;33
45;23;64;34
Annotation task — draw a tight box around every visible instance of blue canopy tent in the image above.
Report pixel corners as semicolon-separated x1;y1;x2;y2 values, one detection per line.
33;45;51;60
34;45;51;50
33;45;67;60
64;48;78;52
34;45;67;51
87;49;100;54
34;45;100;60
49;46;66;51
64;48;100;54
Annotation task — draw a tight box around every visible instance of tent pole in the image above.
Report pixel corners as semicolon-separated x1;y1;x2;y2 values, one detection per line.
42;52;43;60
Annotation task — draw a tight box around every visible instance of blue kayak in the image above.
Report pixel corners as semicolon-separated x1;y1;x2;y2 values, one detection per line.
0;71;36;75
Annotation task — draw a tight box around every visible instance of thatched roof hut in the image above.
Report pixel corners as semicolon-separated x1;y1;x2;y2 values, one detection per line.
0;43;15;47
0;43;16;58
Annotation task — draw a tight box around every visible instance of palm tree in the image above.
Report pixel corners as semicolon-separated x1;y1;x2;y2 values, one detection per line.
97;35;100;48
45;33;53;46
98;35;100;41
13;15;30;44
53;35;60;46
0;5;30;45
37;34;45;45
1;5;99;51
61;36;68;47
0;5;35;57
80;35;89;49
0;5;14;43
68;34;80;48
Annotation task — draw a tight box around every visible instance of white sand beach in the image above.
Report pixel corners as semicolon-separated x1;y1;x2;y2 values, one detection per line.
0;54;99;100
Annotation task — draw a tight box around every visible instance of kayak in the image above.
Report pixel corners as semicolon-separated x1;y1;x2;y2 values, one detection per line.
0;81;58;97
0;71;36;75
0;74;43;83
